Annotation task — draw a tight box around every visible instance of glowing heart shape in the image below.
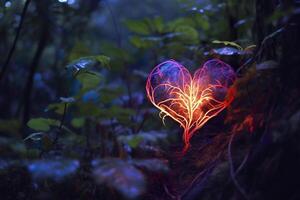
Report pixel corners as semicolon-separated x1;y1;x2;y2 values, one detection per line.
146;59;236;152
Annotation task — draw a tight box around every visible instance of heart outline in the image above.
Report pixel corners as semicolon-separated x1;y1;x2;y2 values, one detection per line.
146;59;236;152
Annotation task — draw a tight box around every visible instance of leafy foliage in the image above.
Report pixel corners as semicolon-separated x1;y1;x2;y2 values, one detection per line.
27;118;59;132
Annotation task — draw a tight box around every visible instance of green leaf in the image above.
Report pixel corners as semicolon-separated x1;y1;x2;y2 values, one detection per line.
76;71;102;92
68;42;90;62
110;106;136;123
100;87;124;104
71;117;85;128
118;131;167;148
152;17;164;33
27;118;59;131
147;17;164;33
167;18;195;31
124;19;150;35
194;14;210;31
100;42;133;71
175;25;199;44
127;136;143;148
95;106;135;124
46;103;65;114
130;36;160;49
212;40;243;50
77;103;102;117
94;55;111;68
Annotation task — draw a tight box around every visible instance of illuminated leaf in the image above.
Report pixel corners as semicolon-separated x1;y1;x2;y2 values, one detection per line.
23;132;45;141
66;58;97;72
212;47;243;55
66;55;110;73
60;97;75;103
212;40;243;50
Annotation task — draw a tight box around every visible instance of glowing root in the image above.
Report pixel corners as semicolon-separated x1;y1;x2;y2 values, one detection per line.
182;129;192;153
146;59;236;153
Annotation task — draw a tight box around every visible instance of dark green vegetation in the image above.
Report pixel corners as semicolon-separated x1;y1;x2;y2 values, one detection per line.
0;0;300;199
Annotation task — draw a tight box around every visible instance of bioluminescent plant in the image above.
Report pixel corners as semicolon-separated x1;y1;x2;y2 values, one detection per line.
146;59;236;153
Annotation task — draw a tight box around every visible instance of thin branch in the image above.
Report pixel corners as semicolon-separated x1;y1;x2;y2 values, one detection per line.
236;27;284;75
163;184;177;200
0;0;31;82
39;103;68;157
228;133;249;200
53;103;68;144
235;150;249;176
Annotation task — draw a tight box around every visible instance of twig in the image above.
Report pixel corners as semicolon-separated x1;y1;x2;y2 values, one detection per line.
235;150;249;176
259;83;283;145
52;103;68;145
39;103;68;157
163;184;177;200
236;27;284;75
228;133;249;200
236;57;255;76
0;0;31;82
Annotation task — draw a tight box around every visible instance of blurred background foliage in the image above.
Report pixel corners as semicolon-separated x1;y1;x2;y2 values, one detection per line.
0;0;300;199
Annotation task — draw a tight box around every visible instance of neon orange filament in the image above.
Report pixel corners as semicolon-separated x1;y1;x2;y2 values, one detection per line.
146;59;236;153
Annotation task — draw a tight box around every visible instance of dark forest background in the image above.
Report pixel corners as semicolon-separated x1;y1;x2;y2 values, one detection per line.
0;0;300;199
